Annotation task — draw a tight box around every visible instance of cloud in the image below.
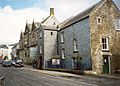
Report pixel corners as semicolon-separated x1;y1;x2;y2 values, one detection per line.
0;5;48;44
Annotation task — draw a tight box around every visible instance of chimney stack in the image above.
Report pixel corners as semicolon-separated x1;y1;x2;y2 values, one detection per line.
50;8;54;16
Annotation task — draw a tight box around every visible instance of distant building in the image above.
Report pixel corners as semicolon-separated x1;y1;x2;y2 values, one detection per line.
11;43;19;60
0;44;9;59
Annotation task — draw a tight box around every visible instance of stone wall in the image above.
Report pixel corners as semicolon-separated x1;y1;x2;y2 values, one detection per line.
90;0;120;73
44;30;58;63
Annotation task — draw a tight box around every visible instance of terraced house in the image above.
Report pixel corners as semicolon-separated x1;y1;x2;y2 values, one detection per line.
18;0;120;74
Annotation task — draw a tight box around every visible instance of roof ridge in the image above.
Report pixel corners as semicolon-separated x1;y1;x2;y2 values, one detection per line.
59;0;104;29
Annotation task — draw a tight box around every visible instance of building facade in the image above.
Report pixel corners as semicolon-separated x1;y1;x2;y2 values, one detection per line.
18;0;120;74
37;8;59;69
58;0;120;74
0;44;9;59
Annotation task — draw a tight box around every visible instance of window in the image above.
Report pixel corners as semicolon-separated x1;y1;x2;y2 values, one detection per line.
115;19;120;30
61;32;64;43
40;45;42;54
24;40;27;45
51;32;53;35
40;31;42;38
24;38;27;45
73;39;78;52
102;37;109;50
53;22;56;25
61;49;65;59
97;17;102;25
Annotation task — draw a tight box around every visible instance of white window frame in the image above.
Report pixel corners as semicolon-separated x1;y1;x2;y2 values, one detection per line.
61;49;65;59
40;45;42;54
73;39;78;52
102;37;109;51
61;32;64;43
115;19;120;30
40;31;42;38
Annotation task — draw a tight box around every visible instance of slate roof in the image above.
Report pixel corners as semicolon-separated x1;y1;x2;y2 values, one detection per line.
0;44;8;49
59;0;104;29
41;16;50;24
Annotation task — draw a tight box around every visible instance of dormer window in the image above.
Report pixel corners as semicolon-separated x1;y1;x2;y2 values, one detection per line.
97;17;102;25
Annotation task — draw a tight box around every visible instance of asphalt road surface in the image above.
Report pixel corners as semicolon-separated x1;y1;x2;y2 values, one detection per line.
0;65;119;86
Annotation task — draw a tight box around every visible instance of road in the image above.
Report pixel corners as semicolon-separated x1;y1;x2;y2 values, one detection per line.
0;65;119;86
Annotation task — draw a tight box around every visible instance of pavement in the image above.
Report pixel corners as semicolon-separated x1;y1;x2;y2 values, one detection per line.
23;65;120;80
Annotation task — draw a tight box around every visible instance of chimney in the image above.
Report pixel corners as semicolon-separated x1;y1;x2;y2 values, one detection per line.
50;8;54;16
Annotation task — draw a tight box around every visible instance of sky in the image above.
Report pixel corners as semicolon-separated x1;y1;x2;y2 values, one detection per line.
0;0;120;45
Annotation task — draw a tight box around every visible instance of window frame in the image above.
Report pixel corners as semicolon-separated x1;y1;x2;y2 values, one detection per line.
73;39;78;52
115;19;120;30
102;37;109;51
60;32;64;43
61;48;65;59
40;45;42;54
39;30;42;38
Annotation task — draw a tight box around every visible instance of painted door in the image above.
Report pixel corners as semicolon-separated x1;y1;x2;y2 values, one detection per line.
103;55;109;74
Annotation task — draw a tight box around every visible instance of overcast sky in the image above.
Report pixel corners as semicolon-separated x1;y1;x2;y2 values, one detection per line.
0;0;120;45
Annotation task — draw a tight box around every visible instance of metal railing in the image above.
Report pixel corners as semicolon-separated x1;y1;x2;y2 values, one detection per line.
0;77;5;86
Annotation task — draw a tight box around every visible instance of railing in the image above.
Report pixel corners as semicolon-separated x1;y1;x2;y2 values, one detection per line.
45;59;84;70
0;77;5;86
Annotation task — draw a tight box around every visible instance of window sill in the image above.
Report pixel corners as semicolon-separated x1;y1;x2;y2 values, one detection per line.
116;29;120;31
73;50;78;53
61;42;64;44
102;49;109;52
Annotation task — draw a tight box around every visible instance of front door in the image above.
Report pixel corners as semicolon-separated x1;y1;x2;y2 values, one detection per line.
103;55;110;74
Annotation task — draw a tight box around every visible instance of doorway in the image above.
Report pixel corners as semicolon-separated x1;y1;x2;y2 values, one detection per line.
103;55;111;74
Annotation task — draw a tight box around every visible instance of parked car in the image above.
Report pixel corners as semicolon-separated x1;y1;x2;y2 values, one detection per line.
11;60;16;66
15;60;23;67
2;60;11;67
0;59;3;64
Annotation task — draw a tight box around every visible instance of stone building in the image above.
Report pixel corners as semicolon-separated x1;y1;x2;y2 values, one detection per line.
29;20;40;63
37;8;59;69
58;0;120;74
18;8;59;68
18;23;32;63
18;0;120;74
